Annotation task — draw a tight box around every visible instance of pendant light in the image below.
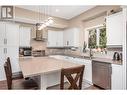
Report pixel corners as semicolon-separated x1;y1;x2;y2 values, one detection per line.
38;5;54;30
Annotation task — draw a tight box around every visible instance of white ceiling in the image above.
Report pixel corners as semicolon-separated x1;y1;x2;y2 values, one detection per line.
16;5;95;20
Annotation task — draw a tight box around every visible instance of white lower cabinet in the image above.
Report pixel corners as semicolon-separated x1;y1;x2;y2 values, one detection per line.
6;47;20;73
0;47;6;80
111;64;124;89
73;58;92;84
0;46;19;80
83;60;92;84
49;55;92;84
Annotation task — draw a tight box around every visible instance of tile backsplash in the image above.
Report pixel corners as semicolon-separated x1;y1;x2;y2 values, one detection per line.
63;47;122;60
31;39;65;55
31;39;122;60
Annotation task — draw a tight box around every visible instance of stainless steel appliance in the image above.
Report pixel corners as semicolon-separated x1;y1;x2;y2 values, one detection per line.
92;60;112;89
113;52;120;60
23;50;32;56
32;50;45;57
35;23;47;41
19;47;32;56
113;52;122;61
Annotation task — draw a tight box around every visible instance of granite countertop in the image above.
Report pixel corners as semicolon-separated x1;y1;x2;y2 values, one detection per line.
64;54;122;65
19;57;82;77
52;54;122;65
19;53;122;65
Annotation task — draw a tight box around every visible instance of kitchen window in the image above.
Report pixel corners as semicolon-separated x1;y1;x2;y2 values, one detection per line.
87;25;106;49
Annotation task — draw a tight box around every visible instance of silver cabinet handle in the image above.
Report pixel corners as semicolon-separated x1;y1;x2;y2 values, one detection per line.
4;38;7;45
3;48;7;54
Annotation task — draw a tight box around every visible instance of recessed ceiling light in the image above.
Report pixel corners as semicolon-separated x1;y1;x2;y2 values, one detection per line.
55;9;59;12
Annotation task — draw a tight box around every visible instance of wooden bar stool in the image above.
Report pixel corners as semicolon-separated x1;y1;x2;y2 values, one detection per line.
60;65;85;90
4;61;38;90
6;57;23;80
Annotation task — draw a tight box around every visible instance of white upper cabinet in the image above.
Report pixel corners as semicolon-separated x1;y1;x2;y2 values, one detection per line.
6;23;19;46
47;30;63;47
19;26;31;47
57;31;63;47
63;28;79;47
47;28;79;48
47;31;57;47
0;22;5;46
0;22;19;46
106;12;124;46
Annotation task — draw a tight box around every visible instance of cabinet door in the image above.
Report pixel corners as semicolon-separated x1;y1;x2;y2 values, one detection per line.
6;23;19;46
84;60;92;84
111;64;123;89
63;28;79;47
0;47;6;80
47;31;57;47
67;30;74;46
19;26;31;47
63;31;68;46
57;31;63;47
107;12;123;46
0;22;5;46
63;29;73;47
6;46;20;73
71;58;92;84
73;28;79;47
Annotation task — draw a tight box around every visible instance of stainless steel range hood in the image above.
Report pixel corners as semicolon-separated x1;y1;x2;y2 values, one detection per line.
35;23;47;41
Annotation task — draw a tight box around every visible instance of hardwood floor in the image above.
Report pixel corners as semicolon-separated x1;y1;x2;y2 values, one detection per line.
0;79;102;90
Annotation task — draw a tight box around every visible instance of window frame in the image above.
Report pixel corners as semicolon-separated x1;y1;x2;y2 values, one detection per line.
84;24;106;49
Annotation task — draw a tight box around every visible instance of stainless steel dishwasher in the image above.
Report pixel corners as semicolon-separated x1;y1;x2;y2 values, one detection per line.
92;60;112;89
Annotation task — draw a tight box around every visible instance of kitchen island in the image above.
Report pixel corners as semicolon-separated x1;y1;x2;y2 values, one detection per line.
19;57;82;89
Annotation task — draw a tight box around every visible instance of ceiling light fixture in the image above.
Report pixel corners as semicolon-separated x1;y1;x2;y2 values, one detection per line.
38;17;54;30
37;6;54;30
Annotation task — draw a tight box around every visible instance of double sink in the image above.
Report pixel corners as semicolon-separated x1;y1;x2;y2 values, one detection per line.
49;55;90;62
49;55;91;64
